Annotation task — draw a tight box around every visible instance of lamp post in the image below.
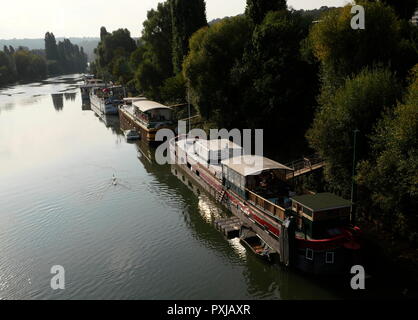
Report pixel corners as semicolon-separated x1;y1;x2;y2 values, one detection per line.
351;129;360;225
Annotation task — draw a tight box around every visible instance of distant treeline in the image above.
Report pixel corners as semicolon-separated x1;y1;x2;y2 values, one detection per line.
44;32;88;76
0;33;87;86
0;37;99;62
91;0;418;248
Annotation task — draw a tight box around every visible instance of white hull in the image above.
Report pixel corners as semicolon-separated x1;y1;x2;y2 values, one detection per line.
90;94;119;115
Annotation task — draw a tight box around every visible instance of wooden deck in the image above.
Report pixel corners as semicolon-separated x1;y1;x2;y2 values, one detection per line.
286;155;325;180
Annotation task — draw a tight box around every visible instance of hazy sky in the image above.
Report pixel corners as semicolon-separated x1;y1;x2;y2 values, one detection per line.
1;0;350;39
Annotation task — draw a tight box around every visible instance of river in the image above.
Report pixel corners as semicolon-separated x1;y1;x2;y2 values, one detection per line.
0;74;405;300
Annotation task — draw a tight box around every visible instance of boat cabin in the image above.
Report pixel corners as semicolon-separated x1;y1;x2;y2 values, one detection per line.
132;100;174;129
290;193;352;240
221;155;294;221
193;139;243;165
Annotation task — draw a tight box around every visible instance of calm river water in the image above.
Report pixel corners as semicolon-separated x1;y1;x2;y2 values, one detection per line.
0;74;406;300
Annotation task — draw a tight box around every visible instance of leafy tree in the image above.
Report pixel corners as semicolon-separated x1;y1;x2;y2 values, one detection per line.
170;0;207;73
134;2;175;100
309;2;406;88
368;0;417;20
100;27;109;41
306;68;402;196
45;32;59;60
230;10;318;160
14;48;47;80
357;65;418;243
0;48;17;85
160;72;186;104
142;2;173;80
183;16;253;127
95;28;136;81
245;0;287;24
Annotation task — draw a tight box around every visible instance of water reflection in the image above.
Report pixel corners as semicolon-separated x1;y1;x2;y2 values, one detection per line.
64;92;77;101
169;163;341;299
0;74;350;300
51;94;64;111
82;101;92;111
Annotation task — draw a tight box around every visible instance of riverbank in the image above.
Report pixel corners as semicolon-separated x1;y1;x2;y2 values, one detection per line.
359;220;418;297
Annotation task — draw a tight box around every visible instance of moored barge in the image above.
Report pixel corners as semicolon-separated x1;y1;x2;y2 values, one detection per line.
90;86;124;115
169;136;361;275
119;99;177;144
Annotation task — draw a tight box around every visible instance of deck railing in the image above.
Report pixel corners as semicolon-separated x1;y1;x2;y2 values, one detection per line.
285;154;325;179
245;189;286;221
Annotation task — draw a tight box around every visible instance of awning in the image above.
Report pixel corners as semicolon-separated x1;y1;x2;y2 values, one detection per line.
133;100;173;113
222;155;294;177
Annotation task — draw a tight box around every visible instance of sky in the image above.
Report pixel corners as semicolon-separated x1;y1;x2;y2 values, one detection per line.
0;0;350;39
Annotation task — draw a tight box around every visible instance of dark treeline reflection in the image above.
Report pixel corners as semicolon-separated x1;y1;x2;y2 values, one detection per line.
51;93;63;111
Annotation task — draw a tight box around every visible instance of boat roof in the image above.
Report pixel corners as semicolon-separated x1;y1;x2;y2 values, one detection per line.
222;155;293;177
123;97;147;102
291;193;352;212
195;139;242;151
133;100;173;113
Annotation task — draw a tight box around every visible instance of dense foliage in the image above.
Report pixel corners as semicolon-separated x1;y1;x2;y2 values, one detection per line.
307;68;402;196
183;16;253;127
45;32;88;75
0;33;87;86
357;65;418;243
170;0;208;74
245;0;287;24
89;0;417;245
0;46;47;85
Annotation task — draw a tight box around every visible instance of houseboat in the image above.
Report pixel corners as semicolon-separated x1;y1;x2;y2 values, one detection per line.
79;78;106;101
90;86;125;115
169;136;362;275
119;99;176;144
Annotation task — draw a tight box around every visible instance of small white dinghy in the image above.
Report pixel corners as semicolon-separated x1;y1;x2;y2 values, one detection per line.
124;129;140;141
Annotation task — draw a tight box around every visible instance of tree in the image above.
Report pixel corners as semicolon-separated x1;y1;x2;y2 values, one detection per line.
170;0;207;73
309;2;416;88
356;65;418;243
368;0;417;20
306;68;402;196
95;28;136;81
14;48;47;80
45;32;59;61
142;2;173;80
100;27;109;41
245;0;287;24
134;1;175;99
183;16;253;127
230;10;318;160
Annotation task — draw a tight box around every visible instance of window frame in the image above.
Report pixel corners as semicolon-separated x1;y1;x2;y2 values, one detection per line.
326;252;335;264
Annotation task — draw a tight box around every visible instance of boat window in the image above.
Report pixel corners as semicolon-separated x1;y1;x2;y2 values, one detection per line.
326;252;335;264
303;207;313;217
306;248;314;261
196;170;200;177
